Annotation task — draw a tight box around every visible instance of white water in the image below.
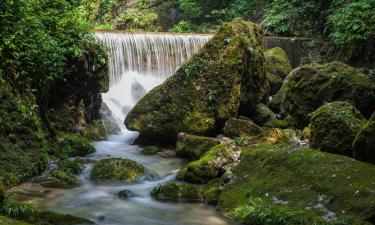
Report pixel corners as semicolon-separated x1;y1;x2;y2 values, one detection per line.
95;32;213;128
10;32;235;225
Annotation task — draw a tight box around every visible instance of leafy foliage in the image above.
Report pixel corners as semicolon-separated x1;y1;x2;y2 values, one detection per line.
0;0;101;97
328;0;375;57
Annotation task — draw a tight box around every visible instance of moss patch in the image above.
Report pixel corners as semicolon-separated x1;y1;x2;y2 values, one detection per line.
151;183;202;202
223;118;264;138
177;143;239;184
264;47;292;95
310;101;365;157
91;158;145;182
176;133;221;160
218;144;375;223
278;61;375;128
55;134;96;158
353;112;375;164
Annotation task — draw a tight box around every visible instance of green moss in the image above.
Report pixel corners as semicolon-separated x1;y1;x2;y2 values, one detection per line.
151;183;202;202
353;112;375;164
234;198;370;225
203;178;224;205
264;47;292;95
141;146;160;155
91;158;145;182
264;119;293;129
176;133;221;160
223;118;264;138
178;143;238;184
0;77;48;187
33;159;82;189
234;128;299;147
278;61;375;128
218;144;375;223
251;103;277;126
56;134;96;158
310;101;365;157
125;18;269;143
0;216;31;225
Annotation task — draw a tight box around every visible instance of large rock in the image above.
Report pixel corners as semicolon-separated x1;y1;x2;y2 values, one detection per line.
218;144;375;224
223;118;263;138
125;18;269;143
176;133;221;160
353;112;375;164
264;47;292;95
251;103;277;125
271;61;375;128
151;183;202;202
310;101;365;157
91;158;144;182
177;143;240;184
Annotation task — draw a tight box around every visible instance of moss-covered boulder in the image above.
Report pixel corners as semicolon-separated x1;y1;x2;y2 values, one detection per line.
151;183;202;202
125;18;269;143
177;143;240;184
56;134;96;157
223;118;263;138
251;103;277;125
234;128;299;147
264;47;292;95
176;133;221;160
91;158;144;182
141;146;160;155
353;112;375;164
273;61;375;128
310;102;365;157
218;144;375;224
203;178;224;205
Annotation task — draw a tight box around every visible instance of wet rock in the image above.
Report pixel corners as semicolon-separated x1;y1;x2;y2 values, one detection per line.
157;150;176;158
176;133;221;160
151;183;202;202
310;101;365;157
273;61;375;128
264;47;292;95
131;80;147;102
141;146;160;155
218;144;375;224
91;158;144;182
223;118;263;138
125;18;269;144
34;159;82;189
177;143;240;184
353;112;375;164
234;128;300;147
203;178;224;205
251;103;277;125
118;189;134;199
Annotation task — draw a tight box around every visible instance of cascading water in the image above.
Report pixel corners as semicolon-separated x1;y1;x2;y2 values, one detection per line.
95;32;213;130
9;32;235;225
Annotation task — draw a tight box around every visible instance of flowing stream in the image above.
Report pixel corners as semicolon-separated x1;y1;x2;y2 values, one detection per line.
10;32;235;225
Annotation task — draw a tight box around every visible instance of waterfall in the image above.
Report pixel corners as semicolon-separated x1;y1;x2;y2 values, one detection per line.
95;32;212;130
